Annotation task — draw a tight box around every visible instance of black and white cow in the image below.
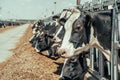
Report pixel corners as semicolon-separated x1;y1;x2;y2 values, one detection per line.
57;8;120;79
29;15;64;56
54;8;89;80
0;22;6;28
29;20;45;47
32;9;73;57
47;9;73;57
59;52;88;80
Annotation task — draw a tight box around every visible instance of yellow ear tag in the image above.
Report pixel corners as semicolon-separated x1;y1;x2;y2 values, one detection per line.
88;21;92;27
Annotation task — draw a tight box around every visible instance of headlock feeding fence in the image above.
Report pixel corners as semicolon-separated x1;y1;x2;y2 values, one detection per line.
77;0;120;80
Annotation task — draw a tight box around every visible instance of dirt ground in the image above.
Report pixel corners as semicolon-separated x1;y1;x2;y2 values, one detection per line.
0;24;64;80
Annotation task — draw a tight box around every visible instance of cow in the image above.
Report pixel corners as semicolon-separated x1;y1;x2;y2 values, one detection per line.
51;8;89;80
59;52;88;80
57;8;120;79
32;9;73;57
29;20;45;47
46;9;73;57
57;9;112;59
0;22;6;28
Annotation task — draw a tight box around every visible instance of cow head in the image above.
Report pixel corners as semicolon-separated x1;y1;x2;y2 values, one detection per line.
59;53;87;80
58;10;113;62
46;9;73;57
57;8;89;57
69;15;88;48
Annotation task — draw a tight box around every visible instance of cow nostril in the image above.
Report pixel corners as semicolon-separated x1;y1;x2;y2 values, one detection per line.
59;77;65;80
62;51;66;55
53;38;56;41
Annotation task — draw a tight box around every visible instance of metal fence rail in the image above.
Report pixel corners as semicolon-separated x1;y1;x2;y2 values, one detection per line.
77;0;120;80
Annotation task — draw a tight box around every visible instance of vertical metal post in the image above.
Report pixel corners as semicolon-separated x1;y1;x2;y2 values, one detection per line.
119;14;120;41
111;7;115;80
111;4;118;80
98;51;104;78
90;48;94;70
76;0;81;5
96;48;99;68
114;11;118;80
106;61;111;77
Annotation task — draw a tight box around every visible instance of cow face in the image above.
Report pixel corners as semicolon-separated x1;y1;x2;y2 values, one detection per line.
69;16;87;48
57;12;90;57
34;33;48;52
59;54;87;80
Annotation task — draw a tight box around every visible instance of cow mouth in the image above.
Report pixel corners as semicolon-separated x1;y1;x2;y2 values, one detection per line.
60;52;68;58
57;46;87;58
57;48;75;58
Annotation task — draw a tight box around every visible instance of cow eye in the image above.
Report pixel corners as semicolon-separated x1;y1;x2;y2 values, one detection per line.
76;26;80;30
77;25;80;27
76;25;82;30
70;58;77;62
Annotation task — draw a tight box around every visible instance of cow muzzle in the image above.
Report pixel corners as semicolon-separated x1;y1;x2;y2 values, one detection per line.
57;49;70;58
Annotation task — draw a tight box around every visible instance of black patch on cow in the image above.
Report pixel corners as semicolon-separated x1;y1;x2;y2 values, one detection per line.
91;10;112;50
59;18;67;26
84;14;91;43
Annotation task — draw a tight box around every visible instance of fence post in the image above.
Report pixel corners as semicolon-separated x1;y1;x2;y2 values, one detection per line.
111;4;119;80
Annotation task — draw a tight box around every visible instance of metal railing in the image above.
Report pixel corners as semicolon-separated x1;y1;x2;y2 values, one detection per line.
77;0;120;80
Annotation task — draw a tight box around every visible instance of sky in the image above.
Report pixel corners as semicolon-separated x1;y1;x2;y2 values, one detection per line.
0;0;92;20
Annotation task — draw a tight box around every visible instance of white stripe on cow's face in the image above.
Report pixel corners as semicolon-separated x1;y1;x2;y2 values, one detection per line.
60;10;72;19
60;59;68;78
59;8;81;56
60;11;67;19
32;28;37;34
55;26;63;37
66;11;72;19
53;25;63;42
29;35;35;42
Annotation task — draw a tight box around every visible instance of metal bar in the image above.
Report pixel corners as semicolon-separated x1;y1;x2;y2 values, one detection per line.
111;2;119;79
96;48;99;68
114;10;119;80
111;7;115;80
90;48;94;70
98;51;104;78
118;13;120;42
76;0;81;5
106;61;111;77
88;68;100;80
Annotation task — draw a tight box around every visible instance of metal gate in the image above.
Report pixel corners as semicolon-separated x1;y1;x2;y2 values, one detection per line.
80;0;120;80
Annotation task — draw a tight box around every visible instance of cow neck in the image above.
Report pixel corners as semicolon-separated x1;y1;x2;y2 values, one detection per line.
60;9;81;56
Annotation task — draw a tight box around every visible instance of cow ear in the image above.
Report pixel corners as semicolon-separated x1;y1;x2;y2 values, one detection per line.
85;14;91;22
52;15;59;20
85;14;92;27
